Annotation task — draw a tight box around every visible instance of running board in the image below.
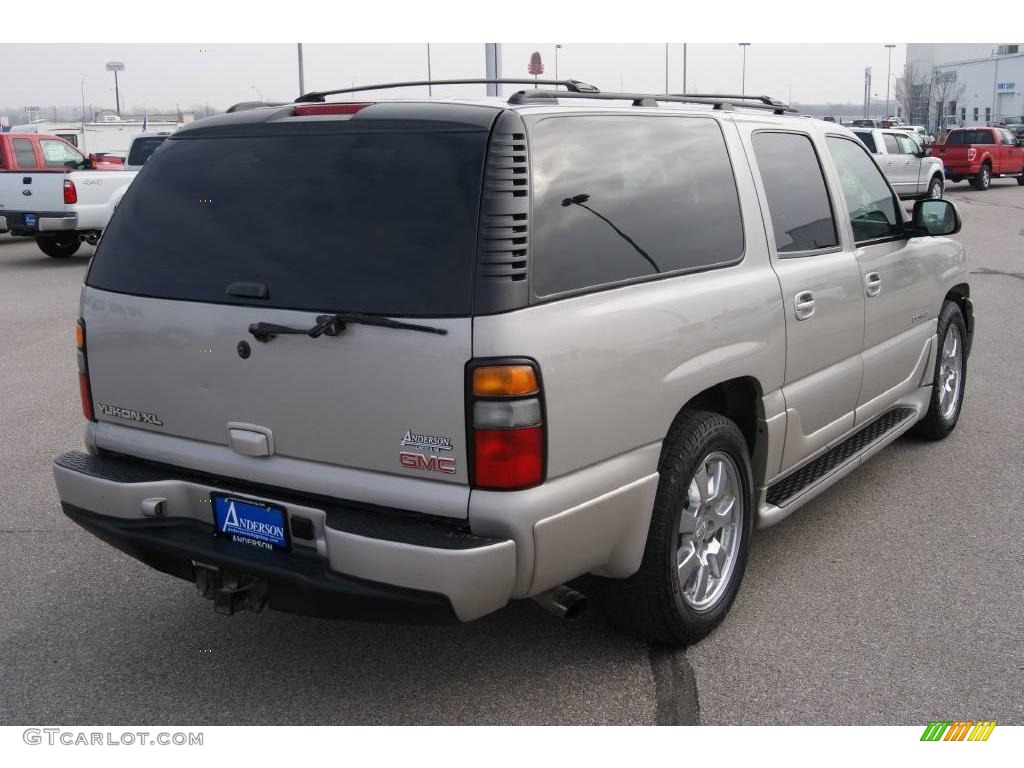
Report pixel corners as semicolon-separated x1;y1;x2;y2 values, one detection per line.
765;408;917;507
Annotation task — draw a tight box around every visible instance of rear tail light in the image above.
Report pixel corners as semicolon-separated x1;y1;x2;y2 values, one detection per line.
468;360;545;490
75;318;95;421
967;147;977;162
63;179;77;204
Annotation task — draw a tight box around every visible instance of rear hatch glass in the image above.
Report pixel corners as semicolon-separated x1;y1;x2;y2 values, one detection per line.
89;124;487;316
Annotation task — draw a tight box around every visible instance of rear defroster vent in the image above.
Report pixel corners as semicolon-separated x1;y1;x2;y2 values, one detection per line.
474;112;532;314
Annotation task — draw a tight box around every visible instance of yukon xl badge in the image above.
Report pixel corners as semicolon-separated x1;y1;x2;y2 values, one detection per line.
399;429;455;474
96;403;164;426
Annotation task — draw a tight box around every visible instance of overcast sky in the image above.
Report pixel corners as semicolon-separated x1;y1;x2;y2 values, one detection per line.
0;43;907;113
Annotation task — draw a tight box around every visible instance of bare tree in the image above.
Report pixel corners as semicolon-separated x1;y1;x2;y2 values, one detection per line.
932;70;967;128
895;62;930;126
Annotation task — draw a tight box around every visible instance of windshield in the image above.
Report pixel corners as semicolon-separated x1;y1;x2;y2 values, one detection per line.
88;127;487;317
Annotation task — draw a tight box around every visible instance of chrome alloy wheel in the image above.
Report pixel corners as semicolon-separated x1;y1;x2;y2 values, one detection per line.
938;323;964;420
677;451;744;611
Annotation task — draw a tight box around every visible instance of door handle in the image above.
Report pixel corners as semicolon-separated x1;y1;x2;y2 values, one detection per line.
865;272;882;297
794;291;815;320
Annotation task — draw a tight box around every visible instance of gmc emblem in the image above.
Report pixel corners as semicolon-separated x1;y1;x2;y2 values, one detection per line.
399;451;456;475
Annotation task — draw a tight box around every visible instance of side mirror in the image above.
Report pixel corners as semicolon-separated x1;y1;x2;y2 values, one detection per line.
910;199;961;237
916;146;930;158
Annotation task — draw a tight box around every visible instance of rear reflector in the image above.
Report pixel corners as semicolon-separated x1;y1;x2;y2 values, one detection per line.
78;373;94;422
472;365;538;397
473;427;543;489
293;103;374;116
63;179;77;204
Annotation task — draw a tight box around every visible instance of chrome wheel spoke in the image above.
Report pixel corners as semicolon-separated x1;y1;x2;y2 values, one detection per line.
694;464;711;503
690;563;710;603
705;539;728;579
678;510;698;536
677;545;699;584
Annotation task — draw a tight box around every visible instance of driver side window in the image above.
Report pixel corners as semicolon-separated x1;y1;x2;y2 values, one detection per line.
896;134;919;155
826;136;903;243
40;139;85;169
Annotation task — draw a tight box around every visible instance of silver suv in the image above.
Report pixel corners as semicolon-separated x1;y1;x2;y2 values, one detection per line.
53;81;973;646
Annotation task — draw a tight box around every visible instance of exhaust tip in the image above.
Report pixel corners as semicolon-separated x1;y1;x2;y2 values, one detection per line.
532;584;588;621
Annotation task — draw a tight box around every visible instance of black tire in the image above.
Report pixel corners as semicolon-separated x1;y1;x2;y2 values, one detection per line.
926;175;944;199
912;301;968;440
1016;174;1024;186
969;163;991;190
949;175;963;184
36;233;81;258
596;410;755;646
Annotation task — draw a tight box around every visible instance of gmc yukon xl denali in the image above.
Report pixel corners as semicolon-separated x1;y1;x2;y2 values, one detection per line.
53;82;973;645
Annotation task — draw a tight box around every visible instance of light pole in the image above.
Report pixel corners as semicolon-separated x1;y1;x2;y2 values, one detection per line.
297;44;305;96
739;43;751;95
251;85;263;101
665;43;670;93
80;75;87;121
683;43;687;93
885;44;895;119
105;61;125;115
554;44;562;87
426;43;432;96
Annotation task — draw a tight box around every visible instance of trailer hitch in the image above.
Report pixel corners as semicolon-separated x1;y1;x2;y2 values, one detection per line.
193;563;269;616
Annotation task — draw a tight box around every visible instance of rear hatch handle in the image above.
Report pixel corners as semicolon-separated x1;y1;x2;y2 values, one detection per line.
248;312;447;342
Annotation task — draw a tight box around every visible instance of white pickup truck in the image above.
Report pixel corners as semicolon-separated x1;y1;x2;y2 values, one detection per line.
0;132;169;258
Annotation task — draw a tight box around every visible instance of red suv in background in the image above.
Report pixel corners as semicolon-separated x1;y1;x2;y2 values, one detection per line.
0;133;123;172
932;127;1024;189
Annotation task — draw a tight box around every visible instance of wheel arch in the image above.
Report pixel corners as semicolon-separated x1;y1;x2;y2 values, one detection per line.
665;376;766;479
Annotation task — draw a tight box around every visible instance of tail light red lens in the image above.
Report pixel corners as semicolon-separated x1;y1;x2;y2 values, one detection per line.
76;318;95;422
63;179;77;204
468;360;545;490
473;427;544;489
293;103;374;116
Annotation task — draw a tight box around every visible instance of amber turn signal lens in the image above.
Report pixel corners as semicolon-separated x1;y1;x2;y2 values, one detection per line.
472;365;538;397
74;320;85;350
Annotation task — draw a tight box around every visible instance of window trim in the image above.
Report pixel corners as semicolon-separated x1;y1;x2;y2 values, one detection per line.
824;133;908;248
524;112;748;305
750;128;843;260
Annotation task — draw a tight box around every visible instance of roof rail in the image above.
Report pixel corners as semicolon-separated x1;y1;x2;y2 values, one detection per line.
506;90;796;115
296;79;600;103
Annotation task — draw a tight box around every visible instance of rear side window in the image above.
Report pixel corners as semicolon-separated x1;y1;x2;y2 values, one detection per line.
882;134;901;154
127;136;167;166
88;127;487;317
13;139;36;168
530;115;744;296
853;131;877;153
752;132;838;254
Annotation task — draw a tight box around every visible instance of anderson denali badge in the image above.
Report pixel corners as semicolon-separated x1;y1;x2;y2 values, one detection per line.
399;429;456;474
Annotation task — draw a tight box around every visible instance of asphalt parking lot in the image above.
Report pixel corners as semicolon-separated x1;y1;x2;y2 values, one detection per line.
1;180;1022;726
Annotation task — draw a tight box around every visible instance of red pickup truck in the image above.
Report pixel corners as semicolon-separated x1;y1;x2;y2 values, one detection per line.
932;127;1024;190
0;133;123;173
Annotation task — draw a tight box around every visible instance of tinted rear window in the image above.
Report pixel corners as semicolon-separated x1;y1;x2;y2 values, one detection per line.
127;136;168;166
89;127;487;316
945;129;993;145
752;132;838;254
530;115;744;297
853;131;877;153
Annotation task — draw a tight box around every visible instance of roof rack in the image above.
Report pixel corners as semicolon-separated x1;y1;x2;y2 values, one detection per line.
295;78;599;103
506;90;796;115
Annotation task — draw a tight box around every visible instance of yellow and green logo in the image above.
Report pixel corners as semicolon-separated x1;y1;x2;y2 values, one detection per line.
920;721;996;741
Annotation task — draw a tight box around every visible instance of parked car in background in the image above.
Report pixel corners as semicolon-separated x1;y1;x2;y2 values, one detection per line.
123;132;171;170
0;133;124;173
851;128;945;198
52;86;971;646
932;127;1024;189
902;125;933;146
0;165;138;256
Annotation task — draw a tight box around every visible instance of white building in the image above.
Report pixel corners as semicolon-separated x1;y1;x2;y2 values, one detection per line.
9;116;188;154
904;44;1023;129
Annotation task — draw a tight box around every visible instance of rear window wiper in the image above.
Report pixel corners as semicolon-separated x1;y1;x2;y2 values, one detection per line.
248;312;447;342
